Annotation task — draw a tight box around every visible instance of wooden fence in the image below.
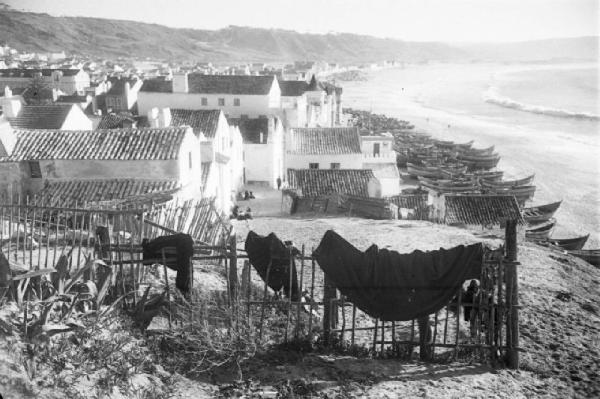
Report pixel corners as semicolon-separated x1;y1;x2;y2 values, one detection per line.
0;198;520;369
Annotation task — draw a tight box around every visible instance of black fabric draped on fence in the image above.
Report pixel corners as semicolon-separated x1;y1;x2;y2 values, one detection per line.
313;230;483;321
244;231;300;301
142;233;194;293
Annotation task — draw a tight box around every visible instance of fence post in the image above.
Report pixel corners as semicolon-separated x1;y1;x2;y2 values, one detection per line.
418;315;433;361
228;234;238;303
322;274;337;346
504;219;519;369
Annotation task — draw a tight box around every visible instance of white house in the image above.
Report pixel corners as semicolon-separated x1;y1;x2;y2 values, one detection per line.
0;68;90;95
285;127;363;171
1;94;92;130
360;132;400;196
149;107;244;212
0;127;202;205
279;77;342;128
105;77;143;113
228;116;284;188
137;73;281;118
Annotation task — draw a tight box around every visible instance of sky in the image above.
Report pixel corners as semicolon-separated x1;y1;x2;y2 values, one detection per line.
4;0;599;42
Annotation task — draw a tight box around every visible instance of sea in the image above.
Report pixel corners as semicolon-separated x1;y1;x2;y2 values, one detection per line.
341;62;600;247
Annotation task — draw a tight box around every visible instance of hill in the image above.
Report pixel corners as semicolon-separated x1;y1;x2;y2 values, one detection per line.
0;10;465;63
0;9;596;63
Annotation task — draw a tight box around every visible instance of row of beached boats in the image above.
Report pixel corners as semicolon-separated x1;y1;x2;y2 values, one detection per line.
522;201;598;266
395;133;598;268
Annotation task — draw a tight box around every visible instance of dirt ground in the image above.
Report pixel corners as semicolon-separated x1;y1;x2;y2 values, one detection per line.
1;185;599;398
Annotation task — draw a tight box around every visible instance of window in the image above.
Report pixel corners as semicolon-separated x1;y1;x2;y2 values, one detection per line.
218;98;225;106
233;98;240;106
309;163;319;169
201;97;208;106
373;143;380;156
188;152;193;169
330;163;340;169
29;161;42;178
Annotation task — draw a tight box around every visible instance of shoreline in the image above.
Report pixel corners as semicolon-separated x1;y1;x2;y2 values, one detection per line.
344;105;599;248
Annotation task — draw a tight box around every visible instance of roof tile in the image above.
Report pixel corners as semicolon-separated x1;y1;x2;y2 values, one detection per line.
288;127;361;155
287;169;375;197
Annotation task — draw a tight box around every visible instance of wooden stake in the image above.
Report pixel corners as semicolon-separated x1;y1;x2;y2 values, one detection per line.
307;254;316;338
161;248;172;330
295;245;305;339
284;245;293;343
258;260;272;340
454;286;462;360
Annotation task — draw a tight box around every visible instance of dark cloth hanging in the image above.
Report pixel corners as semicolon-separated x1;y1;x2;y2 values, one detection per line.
244;231;300;301
142;233;194;293
313;230;484;321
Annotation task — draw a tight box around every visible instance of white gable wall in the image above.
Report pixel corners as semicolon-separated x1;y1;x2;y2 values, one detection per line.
60;105;93;130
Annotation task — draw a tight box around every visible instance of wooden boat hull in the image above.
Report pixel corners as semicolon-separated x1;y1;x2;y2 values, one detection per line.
486;185;536;204
567;250;600;266
481;174;535;188
526;218;556;240
525;200;562;215
407;163;441;178
460;156;501;171
545;234;589;251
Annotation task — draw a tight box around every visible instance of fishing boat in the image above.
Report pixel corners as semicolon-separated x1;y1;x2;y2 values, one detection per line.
406;163;442;178
485;185;536;205
567;249;600;267
522;201;562;224
545;234;589;251
480;174;535;188
418;177;480;193
525;218;556;240
458;154;501;171
457;145;495;156
464;170;504;182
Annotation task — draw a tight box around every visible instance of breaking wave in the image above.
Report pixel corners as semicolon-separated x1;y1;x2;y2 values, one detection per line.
483;86;600;121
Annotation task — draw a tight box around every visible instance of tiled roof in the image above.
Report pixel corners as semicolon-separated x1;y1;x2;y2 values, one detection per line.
34;179;180;208
56;95;89;103
97;113;137;129
201;162;212;192
0;68;82;78
140;78;172;93
444;194;524;225
1;127;190;161
278;80;308;97
288;127;361;155
187;74;275;95
7;104;73;129
170;109;221;138
363;163;400;179
387;194;428;210
287;169;375;197
228;117;269;144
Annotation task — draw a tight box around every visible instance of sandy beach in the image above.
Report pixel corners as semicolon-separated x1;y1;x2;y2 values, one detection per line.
342;63;600;248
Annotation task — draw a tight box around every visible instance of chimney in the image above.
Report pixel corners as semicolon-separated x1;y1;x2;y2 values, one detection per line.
52;88;59;102
4;86;12;98
172;72;189;93
259;132;264;144
148;107;159;128
158;108;171;128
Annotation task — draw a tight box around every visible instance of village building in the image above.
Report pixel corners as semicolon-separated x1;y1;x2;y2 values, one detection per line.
278;77;343;128
105;77;143;113
137;74;281;118
360;132;400;196
0;95;92;130
146;107;244;211
0;68;90;95
0;127;202;205
96;113;137;129
285;127;363;171
228;115;284;188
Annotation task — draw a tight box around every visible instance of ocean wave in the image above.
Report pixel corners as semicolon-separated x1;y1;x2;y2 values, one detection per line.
483;86;600;121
